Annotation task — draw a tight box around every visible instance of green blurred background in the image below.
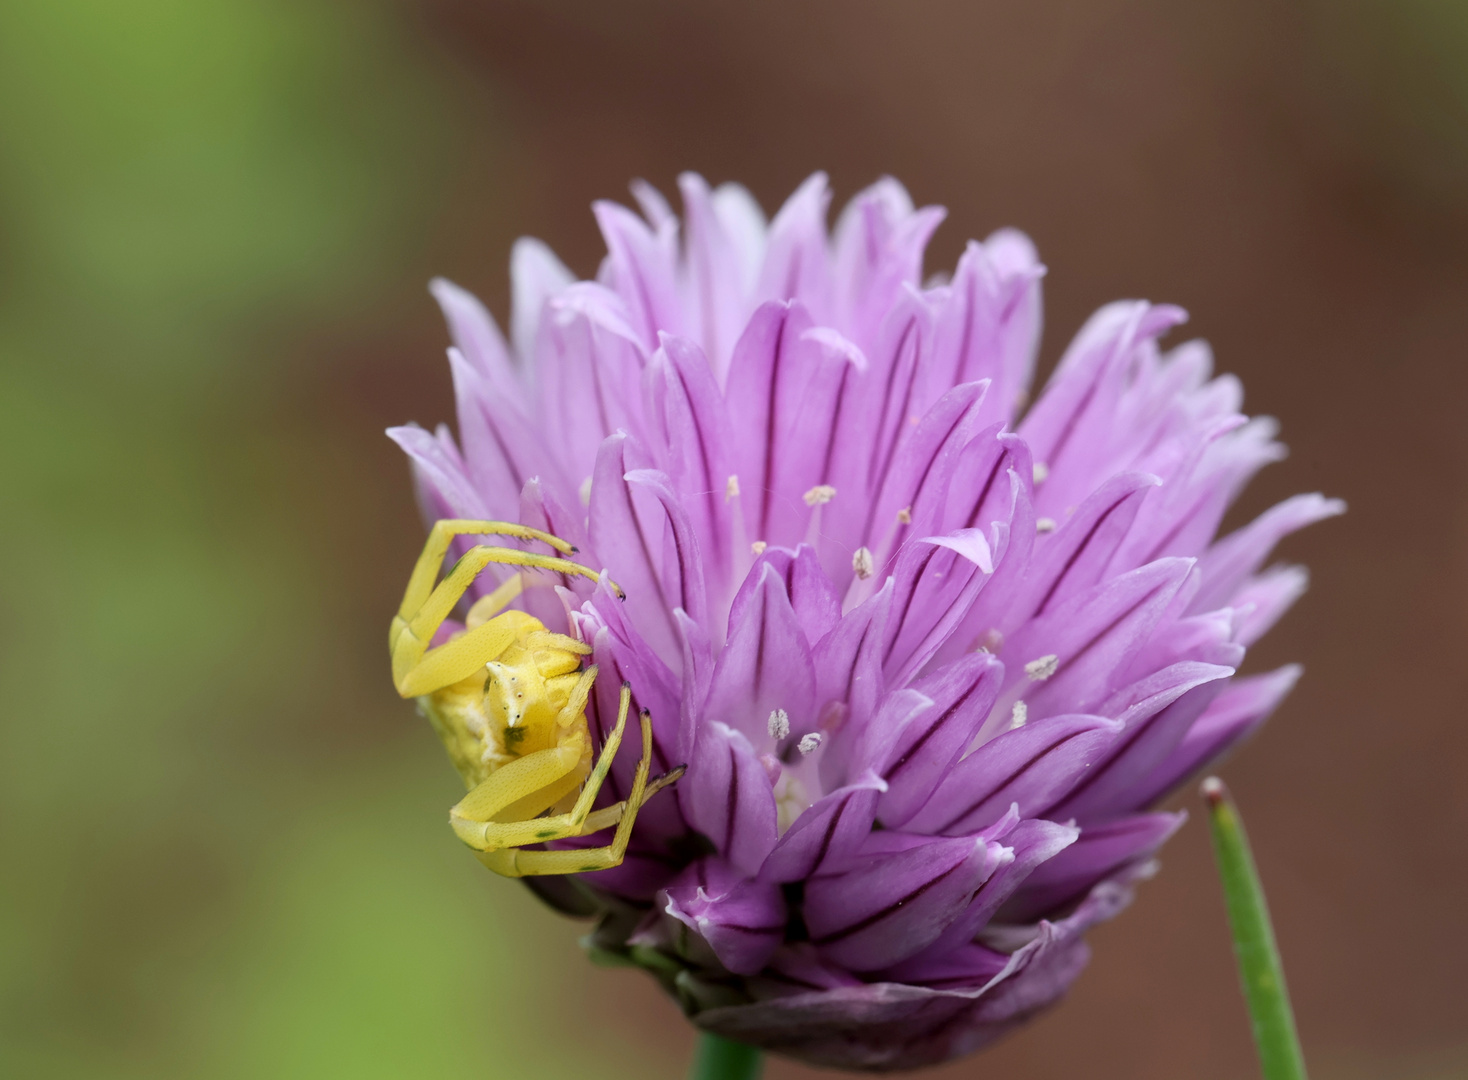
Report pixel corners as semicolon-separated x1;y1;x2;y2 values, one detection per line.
1;3;1465;1078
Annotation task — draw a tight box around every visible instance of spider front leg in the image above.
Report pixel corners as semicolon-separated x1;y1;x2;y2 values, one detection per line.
475;707;662;878
389;519;609;697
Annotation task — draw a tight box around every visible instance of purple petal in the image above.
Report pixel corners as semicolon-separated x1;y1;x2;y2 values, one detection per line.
679;720;780;876
673;609;713;764
1110;413;1254;568
806;831;1007;971
519;476;589;558
448;347;574;519
882;818;1080;980
705;560;817;746
759;771;886;883
1001;811;1185;922
1231;564;1310;646
922;232;1044;428
763;328;870;554
388;425;509;593
1129;664;1301;807
945;429;1034;538
663;859;787;976
644;333;736;591
760;944;864;992
1047;661;1233;821
842;689;933;796
581;617;685;834
755;172;831;315
515;479;590;626
880;941;1011;989
861;291;939;509
1014;471;1161;622
510;236;574;364
588;433;682;665
1191;492;1345;613
429;278;522;404
721;300;816;543
624;467;709;634
1129;607;1245;675
870;381;994;558
907;715;1122;835
677;173;757;378
882;531;995;686
812;578;892;737
1020;301;1188;515
875;653;1004;828
746;544;841;646
830;178;946;349
594;198;684;347
1002;557;1196;719
537;283;651;483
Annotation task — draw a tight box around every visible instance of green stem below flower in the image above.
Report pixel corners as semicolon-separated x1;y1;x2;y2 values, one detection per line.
1202;777;1309;1080
689;1032;763;1080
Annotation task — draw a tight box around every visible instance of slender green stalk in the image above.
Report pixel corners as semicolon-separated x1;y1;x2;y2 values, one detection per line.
689;1032;763;1080
1202;777;1309;1080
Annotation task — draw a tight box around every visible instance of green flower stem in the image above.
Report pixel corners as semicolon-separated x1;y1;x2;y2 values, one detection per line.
689;1033;763;1080
1202;777;1309;1080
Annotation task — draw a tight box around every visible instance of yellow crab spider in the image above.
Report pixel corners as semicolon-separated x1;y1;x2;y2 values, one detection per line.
390;518;683;877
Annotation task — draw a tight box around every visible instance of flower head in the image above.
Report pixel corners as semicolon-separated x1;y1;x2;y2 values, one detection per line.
390;173;1340;1070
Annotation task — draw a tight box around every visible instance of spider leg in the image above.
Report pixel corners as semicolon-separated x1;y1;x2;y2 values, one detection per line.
468;763;687;855
396;519;577;636
392;544;603;696
447;738;590;849
474;709;659;878
465;574;525;628
450;678;628;850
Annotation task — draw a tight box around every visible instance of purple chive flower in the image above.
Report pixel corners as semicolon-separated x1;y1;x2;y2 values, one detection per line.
391;173;1341;1071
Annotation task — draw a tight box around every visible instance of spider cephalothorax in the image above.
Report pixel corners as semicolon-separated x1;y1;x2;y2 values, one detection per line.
390;519;681;877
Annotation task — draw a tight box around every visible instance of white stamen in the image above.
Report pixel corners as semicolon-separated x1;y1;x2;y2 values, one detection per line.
1032;461;1050;485
1036;516;1057;534
751;540;767;556
767;708;791;740
896;506;912;524
578;476;593;506
1025;654;1059;681
852;546;875;580
797;732;823;755
726;474;741;500
1010;700;1028;729
803;484;837;506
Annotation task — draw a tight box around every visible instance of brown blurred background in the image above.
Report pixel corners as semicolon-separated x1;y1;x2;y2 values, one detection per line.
1;1;1464;1077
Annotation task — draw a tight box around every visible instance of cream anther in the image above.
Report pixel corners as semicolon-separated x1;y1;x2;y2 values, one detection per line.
803;484;837;506
751;540;768;556
797;732;823;755
896;506;912;524
767;708;791;740
1032;462;1050;485
1025;654;1059;681
852;547;874;580
1010;701;1028;729
1036;517;1057;534
726;474;741;500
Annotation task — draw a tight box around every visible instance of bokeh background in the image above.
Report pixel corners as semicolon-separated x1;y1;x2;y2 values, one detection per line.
2;2;1465;1077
